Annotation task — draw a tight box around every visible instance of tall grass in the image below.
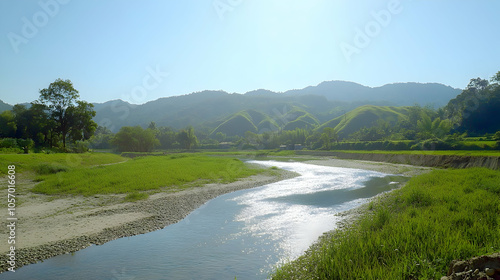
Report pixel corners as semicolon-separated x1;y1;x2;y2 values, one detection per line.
32;155;262;196
272;168;500;279
0;153;126;175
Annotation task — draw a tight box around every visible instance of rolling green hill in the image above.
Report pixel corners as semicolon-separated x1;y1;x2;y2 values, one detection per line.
211;113;257;137
211;107;321;137
317;105;410;138
282;108;320;131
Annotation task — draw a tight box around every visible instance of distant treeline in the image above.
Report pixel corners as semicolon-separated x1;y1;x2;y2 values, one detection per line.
1;72;500;153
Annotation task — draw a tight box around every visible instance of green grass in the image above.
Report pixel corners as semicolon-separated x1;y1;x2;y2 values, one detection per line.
317;105;409;137
201;150;297;157
333;150;500;156
460;141;497;148
0;153;127;175
272;168;500;280
32;154;263;196
33;162;70;175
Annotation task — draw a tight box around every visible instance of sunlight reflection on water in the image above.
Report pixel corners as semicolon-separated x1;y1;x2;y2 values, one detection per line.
235;160;388;264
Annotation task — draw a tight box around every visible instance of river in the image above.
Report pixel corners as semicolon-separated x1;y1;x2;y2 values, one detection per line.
1;160;408;280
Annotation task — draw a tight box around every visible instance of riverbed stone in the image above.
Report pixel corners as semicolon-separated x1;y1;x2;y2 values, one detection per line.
485;268;495;276
442;253;500;280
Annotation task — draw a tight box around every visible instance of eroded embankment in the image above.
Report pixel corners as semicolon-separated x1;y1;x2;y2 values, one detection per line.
297;151;500;170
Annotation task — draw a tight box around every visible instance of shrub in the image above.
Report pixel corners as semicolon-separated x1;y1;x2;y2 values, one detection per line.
17;138;34;153
410;139;457;150
34;163;69;175
494;131;500;141
70;141;89;153
0;138;17;148
0;147;22;153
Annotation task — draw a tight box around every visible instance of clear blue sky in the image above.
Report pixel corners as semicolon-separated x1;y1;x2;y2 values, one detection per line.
1;0;499;105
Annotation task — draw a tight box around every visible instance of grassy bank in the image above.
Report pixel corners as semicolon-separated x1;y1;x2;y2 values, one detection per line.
272;168;500;279
0;153;126;175
297;150;500;157
31;154;263;196
334;150;500;156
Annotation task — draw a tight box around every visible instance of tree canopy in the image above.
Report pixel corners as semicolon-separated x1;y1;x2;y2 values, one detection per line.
111;126;159;152
38;79;97;148
0;78;97;151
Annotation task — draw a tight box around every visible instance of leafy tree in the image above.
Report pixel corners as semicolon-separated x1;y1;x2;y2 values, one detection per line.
147;121;160;137
215;132;226;142
0;110;16;137
416;112;452;139
11;104;28;138
319;133;331;150
349;126;385;141
177;126;198;150
494;131;500;141
391;105;437;140
491;71;500;84
443;73;500;135
277;128;309;145
38;78;96;149
323;127;339;143
88;126;114;149
111;126;159;152
148;121;157;130
157;126;176;149
261;131;280;149
67;101;97;142
11;103;53;146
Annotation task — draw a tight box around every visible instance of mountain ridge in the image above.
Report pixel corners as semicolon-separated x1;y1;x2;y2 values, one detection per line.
1;81;462;136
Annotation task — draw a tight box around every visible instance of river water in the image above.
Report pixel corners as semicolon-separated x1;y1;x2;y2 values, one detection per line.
1;160;407;280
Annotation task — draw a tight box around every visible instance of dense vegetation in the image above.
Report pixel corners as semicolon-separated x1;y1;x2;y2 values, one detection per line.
87;82;459;132
95;71;497;152
1;73;498;153
220;72;500;151
0;79;97;152
272;168;500;279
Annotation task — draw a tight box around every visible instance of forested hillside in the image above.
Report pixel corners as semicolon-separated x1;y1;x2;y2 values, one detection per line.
88;81;459;134
2;75;499;153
